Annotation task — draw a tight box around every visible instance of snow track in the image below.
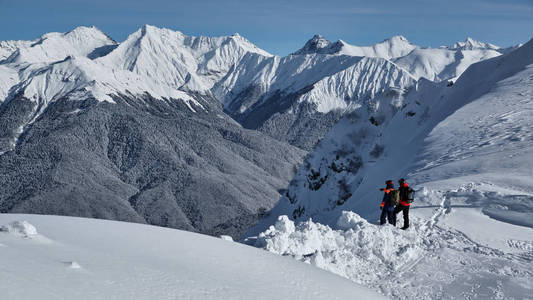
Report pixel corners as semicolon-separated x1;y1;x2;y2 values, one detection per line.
253;206;533;299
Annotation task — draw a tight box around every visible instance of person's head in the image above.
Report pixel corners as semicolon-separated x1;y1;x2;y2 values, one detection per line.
399;178;408;187
385;180;394;188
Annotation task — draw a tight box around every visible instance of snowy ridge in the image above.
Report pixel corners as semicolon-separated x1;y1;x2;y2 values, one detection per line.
0;40;30;61
216;53;363;112
337;35;417;59
98;25;272;93
247;39;533;299
3;26;116;64
448;37;500;51
293;35;417;59
393;47;501;81
13;56;198;107
0;26;509;124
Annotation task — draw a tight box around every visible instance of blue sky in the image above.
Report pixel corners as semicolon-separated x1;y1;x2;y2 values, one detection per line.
1;0;532;55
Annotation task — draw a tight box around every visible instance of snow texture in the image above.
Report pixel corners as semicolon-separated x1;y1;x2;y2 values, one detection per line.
251;211;533;299
0;220;38;237
0;214;383;300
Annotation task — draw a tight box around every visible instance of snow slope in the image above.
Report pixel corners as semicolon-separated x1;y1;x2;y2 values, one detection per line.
393;47;501;81
246;39;533;299
0;214;383;300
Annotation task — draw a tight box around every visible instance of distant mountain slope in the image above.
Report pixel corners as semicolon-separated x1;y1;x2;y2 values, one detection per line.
2;26;116;64
292;35;416;59
98;25;271;93
0;26;303;239
217;35;507;150
0;92;304;239
249;37;533;233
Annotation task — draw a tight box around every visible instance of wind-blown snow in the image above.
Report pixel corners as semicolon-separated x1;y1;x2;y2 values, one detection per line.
0;220;38;237
250;211;533;299
0;214;383;300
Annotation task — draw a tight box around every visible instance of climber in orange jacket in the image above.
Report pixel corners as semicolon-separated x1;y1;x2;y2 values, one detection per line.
379;180;395;225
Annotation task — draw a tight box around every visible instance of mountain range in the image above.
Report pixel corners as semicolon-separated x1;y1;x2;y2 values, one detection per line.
0;25;522;238
245;34;533;298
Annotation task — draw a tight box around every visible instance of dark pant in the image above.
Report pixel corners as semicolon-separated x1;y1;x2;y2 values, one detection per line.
380;206;395;225
394;205;410;228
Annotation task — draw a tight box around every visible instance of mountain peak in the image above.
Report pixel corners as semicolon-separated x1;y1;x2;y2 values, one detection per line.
449;37;499;50
292;34;334;55
386;35;409;43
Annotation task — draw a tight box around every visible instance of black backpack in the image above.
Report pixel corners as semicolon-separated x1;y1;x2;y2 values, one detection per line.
390;190;400;206
406;187;415;203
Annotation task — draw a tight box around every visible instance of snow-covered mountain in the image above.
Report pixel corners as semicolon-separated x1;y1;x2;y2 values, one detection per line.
2;26;116;64
0;26;304;239
292;35;416;59
1;24;531;299
0;214;383;299
217;34;508;149
246;38;533;298
0;25;520;238
448;37;500;51
98;25;271;93
0;27;510;151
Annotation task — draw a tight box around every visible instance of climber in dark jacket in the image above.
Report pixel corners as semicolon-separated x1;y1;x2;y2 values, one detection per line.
394;178;411;230
379;180;395;225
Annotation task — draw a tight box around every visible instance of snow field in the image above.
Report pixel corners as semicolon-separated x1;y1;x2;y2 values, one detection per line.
0;214;384;300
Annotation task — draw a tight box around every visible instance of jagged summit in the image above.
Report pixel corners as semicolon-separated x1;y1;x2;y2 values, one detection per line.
449;37;500;51
292;34;335;55
292;34;416;59
96;24;272;92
